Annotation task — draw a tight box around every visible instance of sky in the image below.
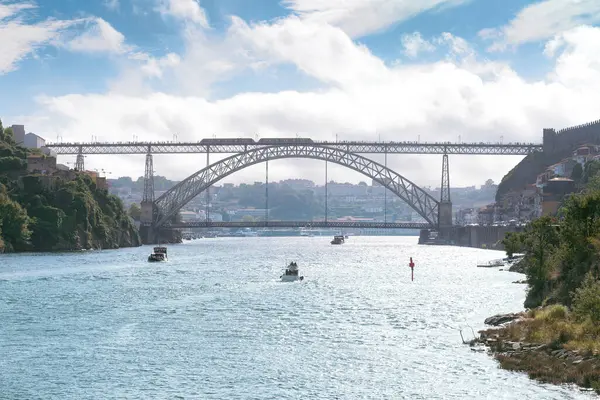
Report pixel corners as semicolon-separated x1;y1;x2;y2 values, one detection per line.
2;0;600;189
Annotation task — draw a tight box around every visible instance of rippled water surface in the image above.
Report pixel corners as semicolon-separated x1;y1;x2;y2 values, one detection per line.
0;237;594;399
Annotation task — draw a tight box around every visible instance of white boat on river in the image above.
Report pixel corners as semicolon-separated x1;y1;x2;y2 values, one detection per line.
281;262;304;282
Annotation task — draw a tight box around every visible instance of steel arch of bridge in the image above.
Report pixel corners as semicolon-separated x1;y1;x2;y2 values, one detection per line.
153;145;440;227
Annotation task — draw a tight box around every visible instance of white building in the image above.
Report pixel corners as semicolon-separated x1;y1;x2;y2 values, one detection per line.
24;133;46;149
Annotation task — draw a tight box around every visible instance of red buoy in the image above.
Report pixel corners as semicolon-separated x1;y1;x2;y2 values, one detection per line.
409;257;415;281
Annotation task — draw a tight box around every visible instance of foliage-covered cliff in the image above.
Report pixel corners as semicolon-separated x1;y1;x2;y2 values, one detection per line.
502;187;600;311
494;149;579;201
0;119;141;252
492;188;600;393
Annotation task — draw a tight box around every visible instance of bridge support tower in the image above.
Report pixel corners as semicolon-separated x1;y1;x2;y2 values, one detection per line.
75;146;85;171
140;151;156;243
438;153;452;228
420;153;453;245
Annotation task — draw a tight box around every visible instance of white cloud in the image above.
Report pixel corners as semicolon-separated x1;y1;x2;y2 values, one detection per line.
544;26;600;92
230;16;390;88
103;0;120;12
480;0;600;51
11;11;600;189
0;1;79;74
68;18;129;54
66;18;186;86
157;0;209;27
401;32;435;58
137;52;181;78
283;0;469;38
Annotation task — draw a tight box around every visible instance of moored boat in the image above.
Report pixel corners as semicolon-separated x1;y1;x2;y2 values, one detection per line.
148;246;168;262
477;259;504;268
281;262;304;282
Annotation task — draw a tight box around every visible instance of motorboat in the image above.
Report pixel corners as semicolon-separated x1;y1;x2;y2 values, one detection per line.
148;246;168;262
331;235;345;245
281;262;304;282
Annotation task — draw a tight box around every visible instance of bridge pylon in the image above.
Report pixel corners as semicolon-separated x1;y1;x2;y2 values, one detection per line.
140;151;156;231
142;151;155;203
75;147;85;171
438;153;453;228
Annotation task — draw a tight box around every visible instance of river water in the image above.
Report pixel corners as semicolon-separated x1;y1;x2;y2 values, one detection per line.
0;237;594;399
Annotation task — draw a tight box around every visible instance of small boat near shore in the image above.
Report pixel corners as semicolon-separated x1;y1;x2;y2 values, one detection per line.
281;262;304;282
477;259;504;268
148;246;168;262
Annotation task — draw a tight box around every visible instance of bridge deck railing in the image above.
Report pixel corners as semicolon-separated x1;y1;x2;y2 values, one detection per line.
161;221;433;229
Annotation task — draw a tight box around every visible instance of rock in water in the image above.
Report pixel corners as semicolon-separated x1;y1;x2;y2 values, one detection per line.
484;313;521;326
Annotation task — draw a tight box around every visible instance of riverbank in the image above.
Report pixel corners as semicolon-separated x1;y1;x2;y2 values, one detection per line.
473;307;600;394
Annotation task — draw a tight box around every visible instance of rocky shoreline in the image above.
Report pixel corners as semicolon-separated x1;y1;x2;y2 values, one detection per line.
470;312;600;394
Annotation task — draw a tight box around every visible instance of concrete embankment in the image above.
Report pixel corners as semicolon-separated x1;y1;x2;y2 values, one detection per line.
419;225;524;250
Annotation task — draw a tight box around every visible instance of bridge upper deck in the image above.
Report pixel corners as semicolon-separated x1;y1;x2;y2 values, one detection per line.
45;138;542;155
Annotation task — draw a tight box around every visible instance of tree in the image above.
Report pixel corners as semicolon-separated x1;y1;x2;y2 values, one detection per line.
0;225;4;253
572;273;600;323
583;160;600;184
502;231;524;258
553;191;600;305
0;191;31;251
571;163;583;181
128;203;141;220
242;215;255;222
585;174;600;193
521;217;560;308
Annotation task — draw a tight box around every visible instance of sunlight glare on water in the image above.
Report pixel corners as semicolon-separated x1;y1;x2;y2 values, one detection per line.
0;237;594;399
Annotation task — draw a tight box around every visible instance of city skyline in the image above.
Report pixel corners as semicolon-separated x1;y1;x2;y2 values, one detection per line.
2;0;600;186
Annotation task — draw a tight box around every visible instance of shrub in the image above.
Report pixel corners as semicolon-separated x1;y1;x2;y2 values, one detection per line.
535;304;568;322
572;273;600;323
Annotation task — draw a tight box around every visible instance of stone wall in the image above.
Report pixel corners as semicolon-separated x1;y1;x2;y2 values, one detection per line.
543;119;600;155
420;225;523;250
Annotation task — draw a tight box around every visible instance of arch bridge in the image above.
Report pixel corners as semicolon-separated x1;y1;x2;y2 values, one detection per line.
139;144;453;239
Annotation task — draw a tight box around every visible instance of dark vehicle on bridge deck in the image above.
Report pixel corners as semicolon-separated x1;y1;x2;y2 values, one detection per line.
257;138;314;144
199;138;255;145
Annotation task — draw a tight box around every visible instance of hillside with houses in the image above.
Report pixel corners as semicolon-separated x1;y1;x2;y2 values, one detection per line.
469;119;600;227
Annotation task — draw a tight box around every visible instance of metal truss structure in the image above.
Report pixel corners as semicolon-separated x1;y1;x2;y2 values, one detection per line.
440;154;450;203
45;139;542;155
170;221;432;229
153;145;440;227
142;153;154;203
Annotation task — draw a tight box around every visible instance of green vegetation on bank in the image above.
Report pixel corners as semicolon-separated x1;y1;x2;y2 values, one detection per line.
496;175;600;392
502;190;600;313
0;119;141;252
